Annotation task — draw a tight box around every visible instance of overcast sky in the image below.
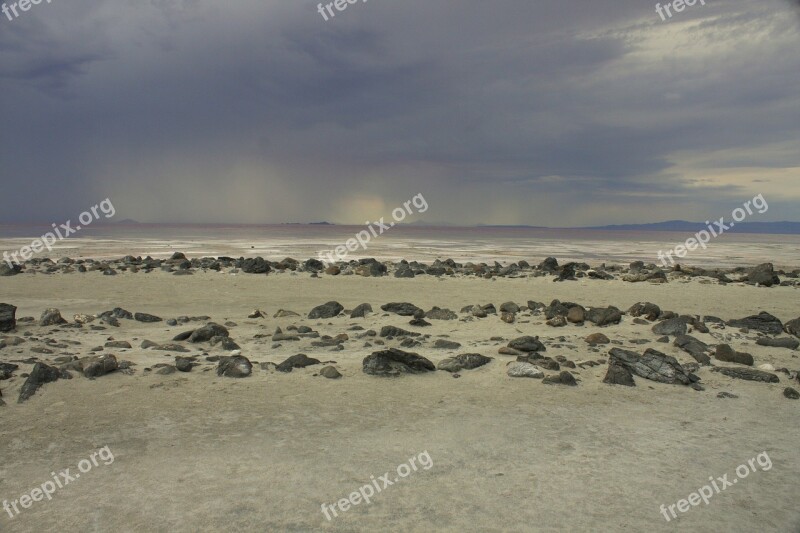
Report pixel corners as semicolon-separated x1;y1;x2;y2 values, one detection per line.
1;0;799;225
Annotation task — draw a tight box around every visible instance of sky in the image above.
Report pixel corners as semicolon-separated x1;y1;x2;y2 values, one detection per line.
1;0;799;226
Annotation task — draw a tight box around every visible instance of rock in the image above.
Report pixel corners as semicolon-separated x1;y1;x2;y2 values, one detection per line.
508;336;546;353
498;347;522;356
350;303;373;318
319;366;342;379
715;344;754;366
538;257;559;273
134;312;163;323
73;314;95;324
756;337;799;349
105;340;132;349
673;335;711;365
39;308;68;326
0;303;17;332
217;356;253;378
156;365;176;375
276;354;321;373
542;371;577;386
544;300;581;319
175;357;194;372
499;302;520;314
434;339;461;350
0;362;19;380
717;392;738;399
627;302;661;321
81;354;119;378
546;316;567;327
247;309;266;319
758;363;776;372
308;301;344;319
363;348;435;376
500;312;515;324
153;343;190;353
410;318;432;327
603;362;635;386
380;302;423;316
240;257;271;274
652;317;688;337
188;323;229;343
585;306;623;327
425;307;458;320
783;318;800;338
210;336;240;351
0;263;22;276
784;387;800;399
747;263;780;286
18;363;60;402
608;347;692;385
379;326;420;338
726;312;783;335
506;362;544;378
585;333;610;345
567;307;585;323
711;366;779;383
437;353;492;373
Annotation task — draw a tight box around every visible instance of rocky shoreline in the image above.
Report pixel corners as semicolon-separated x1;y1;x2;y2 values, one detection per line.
1;254;798;407
1;252;799;287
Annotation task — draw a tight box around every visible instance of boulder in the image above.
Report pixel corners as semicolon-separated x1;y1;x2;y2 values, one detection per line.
506;362;544;378
603;362;635;386
714;344;754;366
0;303;16;332
710;366;778;383
350;303;373;318
81;354;119;378
381;302;423;316
362;348;435;376
276;354;321;373
308;301;344;319
747;263;780;287
756;337;799;350
425;307;458;320
585;306;623;326
726;312;783;335
508;336;546;353
40;308;68;327
217;356;253;378
18;363;60;403
437;353;492;373
627;302;661;321
608;347;692;385
652;317;688;337
673;335;711;365
188;323;229;343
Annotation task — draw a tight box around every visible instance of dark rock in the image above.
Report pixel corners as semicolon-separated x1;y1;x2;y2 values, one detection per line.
715;344;754;366
437;353;492;373
350;303;373;318
105;340;132;349
189;323;229;343
362;348;435;376
784;387;799;399
627;302;661;321
426;307;458;320
499;302;520;314
508;336;546;353
747;263;780;287
82;354;119;378
585;333;610;345
18;363;60;403
320;366;342;379
410;318;432;327
156;365;176;375
39;308;68;327
277;353;321;372
608;347;692;385
379;326;420;338
756;337;799;350
0;263;22;276
726;312;783;335
134;312;163;323
717;392;738;399
652;317;688;336
239;257;271;274
173;330;195;341
308;301;344;319
0;303;17;332
217;356;252;378
711;366;778;383
674;335;711;365
603;362;635;386
585;306;623;327
784;318;800;338
380;302;423;316
175;357;194;372
0;362;19;380
433;339;461;350
539;257;559;273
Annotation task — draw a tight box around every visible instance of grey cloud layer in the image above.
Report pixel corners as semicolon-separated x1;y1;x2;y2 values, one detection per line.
1;0;798;224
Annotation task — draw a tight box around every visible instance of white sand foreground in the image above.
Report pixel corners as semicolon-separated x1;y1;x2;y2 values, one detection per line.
1;271;799;532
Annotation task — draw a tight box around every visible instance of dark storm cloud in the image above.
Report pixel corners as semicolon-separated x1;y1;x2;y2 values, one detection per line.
0;0;798;225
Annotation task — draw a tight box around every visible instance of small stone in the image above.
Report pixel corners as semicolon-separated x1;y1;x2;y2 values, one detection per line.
320;366;342;379
784;387;800;400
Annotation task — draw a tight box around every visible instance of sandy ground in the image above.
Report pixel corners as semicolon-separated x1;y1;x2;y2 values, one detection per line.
1;271;799;532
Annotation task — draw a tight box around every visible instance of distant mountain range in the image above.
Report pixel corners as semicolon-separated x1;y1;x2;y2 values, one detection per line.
110;219;800;234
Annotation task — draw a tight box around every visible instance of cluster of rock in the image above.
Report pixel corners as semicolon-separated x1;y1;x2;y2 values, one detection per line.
3;253;798;287
2;295;799;405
